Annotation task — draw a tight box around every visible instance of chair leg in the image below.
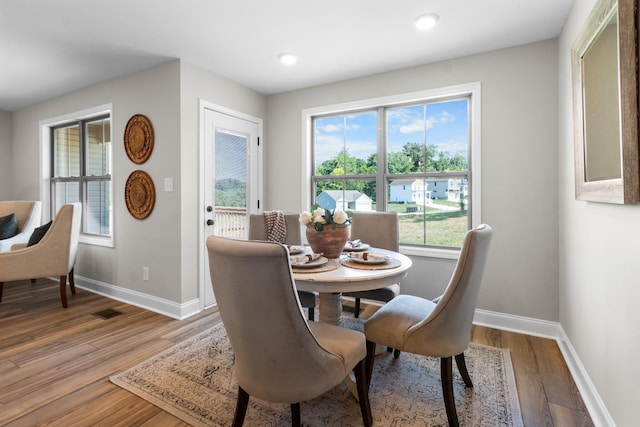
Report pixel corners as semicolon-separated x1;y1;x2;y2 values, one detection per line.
68;267;76;295
232;386;250;427
441;357;459;427
365;339;377;390
353;297;361;318
0;282;3;302
386;346;401;358
290;402;301;426
308;306;315;321
354;359;373;426
59;275;68;308
455;353;473;388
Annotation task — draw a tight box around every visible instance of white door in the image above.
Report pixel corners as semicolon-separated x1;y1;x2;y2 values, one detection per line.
201;106;261;308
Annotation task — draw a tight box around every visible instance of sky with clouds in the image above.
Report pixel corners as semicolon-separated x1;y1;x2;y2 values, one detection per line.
314;98;469;166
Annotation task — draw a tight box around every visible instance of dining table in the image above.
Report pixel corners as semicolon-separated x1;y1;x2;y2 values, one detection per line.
291;247;412;326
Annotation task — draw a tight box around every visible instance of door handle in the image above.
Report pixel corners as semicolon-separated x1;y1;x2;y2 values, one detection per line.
206;219;215;226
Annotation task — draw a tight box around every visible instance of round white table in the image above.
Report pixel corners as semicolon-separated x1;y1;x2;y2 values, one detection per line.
292;248;412;326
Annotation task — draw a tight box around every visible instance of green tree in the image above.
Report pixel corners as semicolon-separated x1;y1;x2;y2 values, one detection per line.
433;151;468;172
316;148;365;176
215;178;246;207
448;153;468;171
401;142;438;172
387;151;413;173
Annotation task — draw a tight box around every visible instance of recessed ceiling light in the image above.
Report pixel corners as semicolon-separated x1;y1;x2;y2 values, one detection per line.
279;53;298;65
414;13;439;30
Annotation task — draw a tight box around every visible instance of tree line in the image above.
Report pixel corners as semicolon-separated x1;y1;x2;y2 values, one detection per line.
316;142;467;199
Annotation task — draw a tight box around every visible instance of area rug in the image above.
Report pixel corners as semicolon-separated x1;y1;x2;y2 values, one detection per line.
111;319;523;426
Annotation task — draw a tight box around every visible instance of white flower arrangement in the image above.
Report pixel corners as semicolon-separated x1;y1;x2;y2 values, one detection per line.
299;206;352;231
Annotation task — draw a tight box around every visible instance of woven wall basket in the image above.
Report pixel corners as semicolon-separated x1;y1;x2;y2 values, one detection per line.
124;114;154;164
125;170;156;219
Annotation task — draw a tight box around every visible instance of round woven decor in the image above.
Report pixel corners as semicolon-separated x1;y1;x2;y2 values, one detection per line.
125;170;156;219
124;114;154;164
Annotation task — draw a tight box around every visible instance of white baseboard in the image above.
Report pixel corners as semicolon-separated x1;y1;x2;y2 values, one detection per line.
74;275;201;320
474;309;615;427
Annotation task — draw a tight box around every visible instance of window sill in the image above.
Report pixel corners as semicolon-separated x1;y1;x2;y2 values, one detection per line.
399;245;460;260
79;234;114;248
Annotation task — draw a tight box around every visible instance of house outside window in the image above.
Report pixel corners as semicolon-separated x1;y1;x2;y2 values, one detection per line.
308;83;481;251
51;113;112;242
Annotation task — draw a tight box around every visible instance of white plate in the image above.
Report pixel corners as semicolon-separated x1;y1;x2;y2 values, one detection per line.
348;253;388;265
343;242;370;252
288;245;305;255
291;256;328;268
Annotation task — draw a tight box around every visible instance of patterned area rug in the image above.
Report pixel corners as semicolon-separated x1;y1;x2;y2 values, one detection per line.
111;319;523;426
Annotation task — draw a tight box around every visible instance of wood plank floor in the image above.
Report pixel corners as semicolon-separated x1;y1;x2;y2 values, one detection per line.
0;279;594;426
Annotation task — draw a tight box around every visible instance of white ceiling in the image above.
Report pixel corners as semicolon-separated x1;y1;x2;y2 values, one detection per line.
0;0;574;112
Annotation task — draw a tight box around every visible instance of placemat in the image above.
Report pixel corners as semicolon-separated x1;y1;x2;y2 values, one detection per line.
292;258;341;273
340;257;401;270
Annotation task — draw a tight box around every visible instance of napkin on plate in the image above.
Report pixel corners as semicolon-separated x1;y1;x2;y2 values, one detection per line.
290;253;324;266
346;239;362;248
348;251;387;262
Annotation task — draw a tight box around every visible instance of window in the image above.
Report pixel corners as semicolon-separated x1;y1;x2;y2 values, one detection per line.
307;83;480;252
51;113;112;242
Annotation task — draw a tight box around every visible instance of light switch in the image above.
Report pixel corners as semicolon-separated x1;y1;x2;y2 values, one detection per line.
164;177;174;192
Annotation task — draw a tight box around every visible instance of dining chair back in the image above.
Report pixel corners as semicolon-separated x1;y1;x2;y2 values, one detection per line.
364;224;493;427
206;236;372;426
343;211;400;318
350;211;399;252
248;212;301;244
248;212;317;320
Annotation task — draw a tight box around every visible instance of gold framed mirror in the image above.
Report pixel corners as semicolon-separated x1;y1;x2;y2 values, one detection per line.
571;0;640;204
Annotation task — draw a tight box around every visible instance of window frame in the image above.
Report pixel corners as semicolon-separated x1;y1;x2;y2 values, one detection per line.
301;83;481;259
40;104;114;248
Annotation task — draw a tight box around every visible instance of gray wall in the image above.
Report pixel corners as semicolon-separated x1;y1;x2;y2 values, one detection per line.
11;60;184;302
559;0;639;425
0;110;11;199
178;61;267;302
9;59;266;308
266;39;560;321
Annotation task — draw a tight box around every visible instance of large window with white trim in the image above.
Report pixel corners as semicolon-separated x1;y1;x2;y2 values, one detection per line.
51;113;112;239
309;84;480;250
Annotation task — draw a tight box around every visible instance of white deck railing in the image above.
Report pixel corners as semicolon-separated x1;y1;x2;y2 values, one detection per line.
214;207;247;238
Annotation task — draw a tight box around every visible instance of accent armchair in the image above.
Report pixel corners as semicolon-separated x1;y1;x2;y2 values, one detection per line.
364;224;493;427
0;203;82;308
0;201;42;252
206;236;372;426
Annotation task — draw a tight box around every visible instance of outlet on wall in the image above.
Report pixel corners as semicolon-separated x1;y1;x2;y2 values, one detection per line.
143;267;149;281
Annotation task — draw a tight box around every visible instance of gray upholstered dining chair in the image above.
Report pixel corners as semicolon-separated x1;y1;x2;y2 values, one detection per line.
343;211;400;318
206;236;372;427
248;212;318;320
364;224;493;427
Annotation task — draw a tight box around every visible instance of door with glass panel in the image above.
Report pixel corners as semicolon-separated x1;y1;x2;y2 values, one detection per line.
202;108;260;307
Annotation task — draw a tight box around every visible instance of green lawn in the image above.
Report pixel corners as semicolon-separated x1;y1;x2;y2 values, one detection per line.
381;202;468;247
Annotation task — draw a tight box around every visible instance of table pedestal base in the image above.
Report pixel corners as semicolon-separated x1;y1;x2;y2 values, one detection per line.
318;292;343;326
